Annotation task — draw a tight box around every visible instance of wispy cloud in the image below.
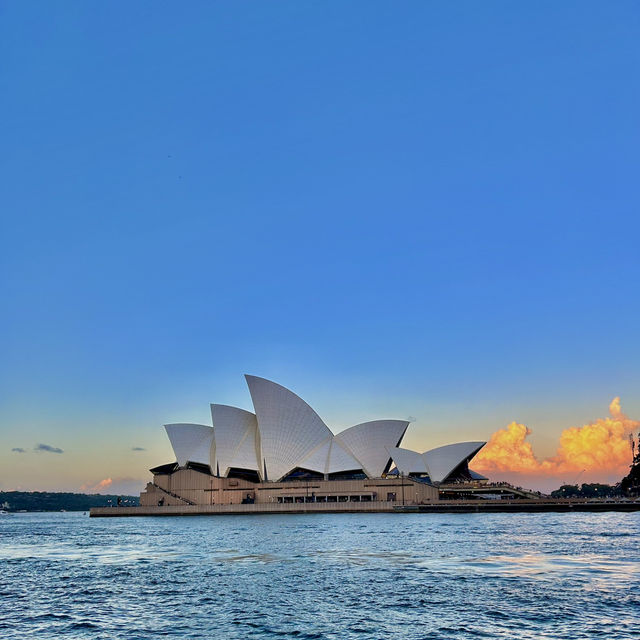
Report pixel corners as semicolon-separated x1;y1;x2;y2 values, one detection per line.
34;443;64;454
11;447;26;453
131;446;146;451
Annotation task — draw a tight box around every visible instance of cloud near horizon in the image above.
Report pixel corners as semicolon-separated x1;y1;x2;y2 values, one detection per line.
80;478;113;492
11;447;26;453
79;476;145;495
473;397;639;483
131;447;145;451
34;443;64;454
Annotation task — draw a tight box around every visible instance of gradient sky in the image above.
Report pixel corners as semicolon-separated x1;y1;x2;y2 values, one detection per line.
1;2;639;494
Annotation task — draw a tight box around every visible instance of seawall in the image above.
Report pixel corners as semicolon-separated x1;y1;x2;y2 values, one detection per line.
90;498;640;517
90;501;397;517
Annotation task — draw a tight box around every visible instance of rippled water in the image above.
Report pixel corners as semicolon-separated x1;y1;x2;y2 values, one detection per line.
1;512;639;639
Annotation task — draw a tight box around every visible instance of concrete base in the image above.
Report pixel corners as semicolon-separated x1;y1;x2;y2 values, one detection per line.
395;499;640;513
90;501;401;517
90;498;640;517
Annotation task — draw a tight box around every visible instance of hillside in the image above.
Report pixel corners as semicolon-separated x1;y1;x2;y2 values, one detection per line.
1;491;139;512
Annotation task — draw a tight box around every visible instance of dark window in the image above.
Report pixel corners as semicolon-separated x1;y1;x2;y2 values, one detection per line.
227;468;261;483
327;470;366;481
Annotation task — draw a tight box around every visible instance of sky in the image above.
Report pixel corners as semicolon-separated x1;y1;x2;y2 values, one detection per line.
1;1;639;495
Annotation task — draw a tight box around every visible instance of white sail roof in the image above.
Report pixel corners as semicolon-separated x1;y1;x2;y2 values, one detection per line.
160;376;485;485
422;441;486;483
245;375;333;481
388;446;429;475
295;437;333;474
164;423;214;468
210;404;259;476
326;439;363;474
285;436;370;475
336;420;409;478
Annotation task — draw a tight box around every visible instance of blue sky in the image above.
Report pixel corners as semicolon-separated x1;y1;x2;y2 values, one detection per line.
1;2;639;492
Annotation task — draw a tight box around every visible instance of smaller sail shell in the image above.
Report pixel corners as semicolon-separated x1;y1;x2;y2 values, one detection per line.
336;420;409;478
210;405;259;476
164;424;214;469
388;446;429;476
422;441;486;483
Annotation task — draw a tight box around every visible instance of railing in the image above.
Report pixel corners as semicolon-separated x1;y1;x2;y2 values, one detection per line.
438;482;542;500
152;483;196;505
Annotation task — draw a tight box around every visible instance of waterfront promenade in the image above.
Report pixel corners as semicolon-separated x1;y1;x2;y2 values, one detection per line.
91;497;640;517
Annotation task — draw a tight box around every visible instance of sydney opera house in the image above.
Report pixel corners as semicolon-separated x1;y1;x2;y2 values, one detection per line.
140;375;487;507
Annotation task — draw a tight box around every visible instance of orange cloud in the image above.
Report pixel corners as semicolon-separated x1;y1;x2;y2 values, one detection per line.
474;397;638;479
80;477;113;492
473;422;541;473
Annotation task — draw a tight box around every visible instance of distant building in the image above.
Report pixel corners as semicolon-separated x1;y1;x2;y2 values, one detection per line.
140;375;486;507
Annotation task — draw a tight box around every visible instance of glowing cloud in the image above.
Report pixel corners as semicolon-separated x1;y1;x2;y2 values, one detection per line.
473;422;540;473
80;478;113;492
547;397;638;476
78;477;144;495
473;397;639;479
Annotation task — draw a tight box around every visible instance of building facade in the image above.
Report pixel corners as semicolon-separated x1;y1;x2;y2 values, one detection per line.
140;375;486;507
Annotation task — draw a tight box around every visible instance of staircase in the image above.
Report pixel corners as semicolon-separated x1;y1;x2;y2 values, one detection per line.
152;483;196;506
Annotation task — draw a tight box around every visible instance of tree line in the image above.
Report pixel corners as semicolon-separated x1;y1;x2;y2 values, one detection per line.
1;491;140;511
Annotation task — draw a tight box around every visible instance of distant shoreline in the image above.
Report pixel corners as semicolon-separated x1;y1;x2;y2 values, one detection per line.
1;491;139;512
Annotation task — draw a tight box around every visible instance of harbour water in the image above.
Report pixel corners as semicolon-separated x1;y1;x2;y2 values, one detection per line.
1;512;638;639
